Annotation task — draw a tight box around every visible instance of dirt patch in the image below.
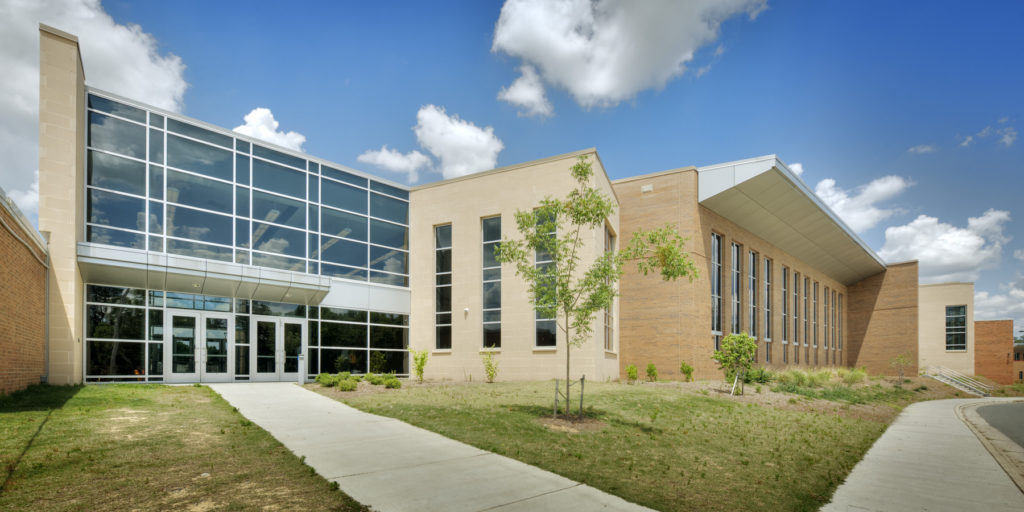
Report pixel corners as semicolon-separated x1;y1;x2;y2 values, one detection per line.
537;415;606;433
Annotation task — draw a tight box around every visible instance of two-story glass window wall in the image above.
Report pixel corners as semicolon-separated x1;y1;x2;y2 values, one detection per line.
85;92;410;287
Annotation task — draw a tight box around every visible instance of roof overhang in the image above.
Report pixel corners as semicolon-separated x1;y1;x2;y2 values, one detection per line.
698;155;886;285
77;243;331;304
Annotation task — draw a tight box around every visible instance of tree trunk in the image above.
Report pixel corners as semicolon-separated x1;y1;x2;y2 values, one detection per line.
564;309;571;420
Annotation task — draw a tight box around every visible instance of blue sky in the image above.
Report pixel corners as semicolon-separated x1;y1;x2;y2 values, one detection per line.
2;0;1022;329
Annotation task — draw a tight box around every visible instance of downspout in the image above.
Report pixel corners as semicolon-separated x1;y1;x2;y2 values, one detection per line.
42;231;51;384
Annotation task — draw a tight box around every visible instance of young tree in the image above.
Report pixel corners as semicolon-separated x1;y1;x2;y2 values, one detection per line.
496;155;697;418
712;333;757;395
890;353;913;387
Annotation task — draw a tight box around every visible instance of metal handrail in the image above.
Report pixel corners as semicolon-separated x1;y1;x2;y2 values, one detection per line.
926;366;993;394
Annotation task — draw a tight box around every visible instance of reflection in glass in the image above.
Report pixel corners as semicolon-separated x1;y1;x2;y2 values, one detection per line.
167;118;233;148
370;193;408;224
370;326;407;349
89;189;145;231
370;312;408;326
149;129;163;164
88;94;146;123
167;134;233;181
369;271;408;287
89;111;145;158
252;190;305;229
251;251;305;272
257;321;276;373
236;154;250;185
149;309;163;340
284;323;301;373
205;317;228;373
252;222;305;257
89;150;146;195
87;340;144;376
87;305;144;339
320;236;367;268
166;170;232;213
369;181;409;200
322;264;367;281
370;246;407;274
320;322;367;348
322;208;366;241
254;144;306;170
166;238;233;262
321;179;367;214
166;205;233;245
87;285;145;305
322;165;367;188
148;201;163;233
235;345;250;376
370;350;407;374
236;187;250;217
236;219;250;249
320;348;367;373
88;225;145;249
149;165;164;199
536;320;557;347
251;301;306;317
321;307;367;322
253;158;305;199
148;343;163;376
370;219;408;249
171;315;196;373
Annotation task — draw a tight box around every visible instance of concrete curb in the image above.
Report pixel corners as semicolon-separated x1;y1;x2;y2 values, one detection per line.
956;400;1024;495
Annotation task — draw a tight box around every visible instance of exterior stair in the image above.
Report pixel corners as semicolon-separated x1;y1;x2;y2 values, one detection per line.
924;366;993;397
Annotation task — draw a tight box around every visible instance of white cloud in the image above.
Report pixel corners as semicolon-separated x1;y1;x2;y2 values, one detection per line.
788;162;804;176
1014;249;1024;262
959;135;974;147
960;122;1016;148
879;209;1011;283
975;283;1024;335
6;170;39;226
233;108;305;151
0;0;188;225
907;144;935;154
497;65;553;117
1000;126;1017;147
413;105;504;179
356;145;431;183
491;0;765;110
815;175;911;233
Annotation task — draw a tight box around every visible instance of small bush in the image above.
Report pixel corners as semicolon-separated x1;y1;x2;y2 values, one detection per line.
384;378;402;389
626;364;638;384
746;367;774;384
842;368;866;386
808;370;831;388
646;363;658;382
337;371;351;381
481;349;499;383
315;373;332;385
913;385;928;392
365;374;385;386
679;361;694;382
409;348;429;383
836;368;849;380
350;374;364;382
336;379;358;392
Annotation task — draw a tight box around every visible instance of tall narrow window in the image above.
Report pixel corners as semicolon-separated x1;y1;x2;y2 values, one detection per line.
731;243;741;334
763;258;772;363
831;289;837;364
813;282;819;348
945;305;967;350
711;234;723;348
782;267;789;344
435;225;452;349
535;214;557;347
824;286;830;352
603;226;615;352
803;277;809;347
748;251;758;338
837;293;843;364
793;271;800;364
482;217;501;348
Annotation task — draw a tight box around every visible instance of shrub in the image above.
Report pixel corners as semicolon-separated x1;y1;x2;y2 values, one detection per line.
746;367;774;384
337;371;351;381
646;363;658;382
336;378;358;391
409;348;429;383
384;378;402;389
370;351;389;374
712;333;757;394
776;370;808;387
836;367;849;380
315;373;332;385
481;348;499;383
626;364;638;384
365;373;385;386
842;368;866;386
349;374;364;382
808;370;832;388
679;361;694;382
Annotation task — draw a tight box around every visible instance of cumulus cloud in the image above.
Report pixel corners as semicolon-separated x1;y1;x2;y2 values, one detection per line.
233;108;306;151
788;162;804;176
975;282;1024;334
497;65;553;117
491;0;765;110
0;0;188;225
415;105;504;179
879;209;1011;283
356;145;431;183
907;144;935;154
815;175;911;233
6;170;39;226
1015;249;1024;262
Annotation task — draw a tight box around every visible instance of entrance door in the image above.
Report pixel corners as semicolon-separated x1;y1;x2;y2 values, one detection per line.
165;311;233;383
251;316;305;381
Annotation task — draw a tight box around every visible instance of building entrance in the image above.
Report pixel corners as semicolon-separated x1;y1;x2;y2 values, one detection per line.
250;316;305;382
165;310;233;383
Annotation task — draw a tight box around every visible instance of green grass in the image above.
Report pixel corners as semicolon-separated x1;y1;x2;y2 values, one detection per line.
327;381;888;512
1;384;366;511
771;382;916;405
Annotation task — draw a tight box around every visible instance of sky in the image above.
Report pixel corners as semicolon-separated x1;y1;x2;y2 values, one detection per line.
1;0;1022;333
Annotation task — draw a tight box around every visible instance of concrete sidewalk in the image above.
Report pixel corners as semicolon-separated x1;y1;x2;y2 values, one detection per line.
209;382;652;512
822;398;1024;512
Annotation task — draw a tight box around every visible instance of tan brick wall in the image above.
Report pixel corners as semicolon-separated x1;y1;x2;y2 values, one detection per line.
974;320;1013;384
0;202;47;394
615;169;855;381
846;262;919;376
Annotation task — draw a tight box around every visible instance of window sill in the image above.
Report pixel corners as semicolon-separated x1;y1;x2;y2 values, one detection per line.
533;347;557;352
432;349;452;355
604;350;618;357
945;349;968;353
479;348;500;353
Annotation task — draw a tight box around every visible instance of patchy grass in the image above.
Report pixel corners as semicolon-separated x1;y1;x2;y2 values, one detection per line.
0;384;366;511
317;380;890;512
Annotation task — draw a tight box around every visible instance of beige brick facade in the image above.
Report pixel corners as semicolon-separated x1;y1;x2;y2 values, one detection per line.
846;262;919;376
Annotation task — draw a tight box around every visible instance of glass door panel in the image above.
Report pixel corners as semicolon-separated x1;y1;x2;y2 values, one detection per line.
171;315;196;374
256;321;277;374
283;322;302;374
204;317;229;374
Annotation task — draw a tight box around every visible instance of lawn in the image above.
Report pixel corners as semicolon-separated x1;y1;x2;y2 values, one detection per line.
0;384;366;511
315;379;938;512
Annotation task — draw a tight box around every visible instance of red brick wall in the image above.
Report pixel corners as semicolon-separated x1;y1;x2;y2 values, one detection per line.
846;262;919;376
0;202;47;394
974;320;1013;384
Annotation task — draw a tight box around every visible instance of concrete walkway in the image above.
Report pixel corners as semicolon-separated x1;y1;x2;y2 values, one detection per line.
209;382;652;512
822;398;1024;512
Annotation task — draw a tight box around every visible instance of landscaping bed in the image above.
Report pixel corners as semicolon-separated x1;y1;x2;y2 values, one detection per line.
0;384;367;511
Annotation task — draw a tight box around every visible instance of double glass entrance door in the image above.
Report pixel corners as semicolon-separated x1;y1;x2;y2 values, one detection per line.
165;311;304;383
